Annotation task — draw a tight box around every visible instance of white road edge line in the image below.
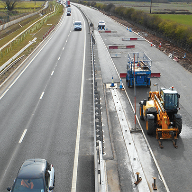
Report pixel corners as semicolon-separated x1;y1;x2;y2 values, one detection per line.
71;18;86;192
18;129;27;143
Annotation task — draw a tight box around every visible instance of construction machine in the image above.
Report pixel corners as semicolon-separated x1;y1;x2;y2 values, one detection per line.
120;52;160;87
139;87;182;148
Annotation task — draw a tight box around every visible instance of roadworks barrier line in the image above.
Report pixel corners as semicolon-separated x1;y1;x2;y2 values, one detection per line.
109;45;135;49
122;37;145;41
99;30;117;33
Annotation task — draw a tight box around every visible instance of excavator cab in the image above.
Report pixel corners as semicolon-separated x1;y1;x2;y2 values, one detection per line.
160;87;180;112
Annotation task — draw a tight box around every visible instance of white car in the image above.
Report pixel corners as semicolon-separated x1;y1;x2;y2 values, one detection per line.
74;21;82;31
98;20;105;30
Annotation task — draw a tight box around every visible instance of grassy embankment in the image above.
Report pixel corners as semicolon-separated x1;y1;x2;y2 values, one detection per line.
0;1;64;67
157;14;192;27
98;1;192;14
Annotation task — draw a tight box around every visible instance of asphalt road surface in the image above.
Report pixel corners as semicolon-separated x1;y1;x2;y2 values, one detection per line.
79;4;192;192
1;3;192;192
0;5;94;192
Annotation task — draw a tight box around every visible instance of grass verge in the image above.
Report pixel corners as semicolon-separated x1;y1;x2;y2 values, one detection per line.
0;1;64;67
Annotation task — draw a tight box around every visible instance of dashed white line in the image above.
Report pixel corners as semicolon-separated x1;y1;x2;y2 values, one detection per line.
40;92;44;99
71;18;86;192
51;71;54;76
19;129;27;143
58;57;60;60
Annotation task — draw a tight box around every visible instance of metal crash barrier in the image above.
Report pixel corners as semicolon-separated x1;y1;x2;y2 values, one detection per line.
91;34;107;192
74;5;107;191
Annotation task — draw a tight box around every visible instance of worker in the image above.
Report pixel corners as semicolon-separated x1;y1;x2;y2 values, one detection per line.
21;179;34;189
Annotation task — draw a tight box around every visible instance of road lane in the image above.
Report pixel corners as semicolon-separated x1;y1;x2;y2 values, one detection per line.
0;5;94;192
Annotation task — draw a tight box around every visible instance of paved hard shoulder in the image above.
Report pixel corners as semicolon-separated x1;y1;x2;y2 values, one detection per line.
94;30;119;84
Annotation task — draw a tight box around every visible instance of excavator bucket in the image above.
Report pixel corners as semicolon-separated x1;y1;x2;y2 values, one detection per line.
151;73;161;78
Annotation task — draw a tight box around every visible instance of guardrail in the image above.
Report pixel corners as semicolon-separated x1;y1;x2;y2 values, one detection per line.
77;3;107;191
91;33;107;192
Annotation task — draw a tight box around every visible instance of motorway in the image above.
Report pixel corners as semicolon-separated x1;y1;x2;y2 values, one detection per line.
0;5;94;192
1;3;192;192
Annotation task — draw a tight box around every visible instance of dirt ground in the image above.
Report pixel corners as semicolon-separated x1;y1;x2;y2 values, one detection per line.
108;14;192;73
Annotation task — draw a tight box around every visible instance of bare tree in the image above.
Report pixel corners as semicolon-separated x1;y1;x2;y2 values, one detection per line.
2;0;20;11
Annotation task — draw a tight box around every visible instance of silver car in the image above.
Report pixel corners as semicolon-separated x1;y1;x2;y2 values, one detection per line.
74;21;82;31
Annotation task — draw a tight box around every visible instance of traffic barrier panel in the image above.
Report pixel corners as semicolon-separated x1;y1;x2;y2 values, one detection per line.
120;73;127;78
151;73;161;78
109;45;135;49
122;37;145;41
109;46;118;49
99;30;117;33
126;45;135;48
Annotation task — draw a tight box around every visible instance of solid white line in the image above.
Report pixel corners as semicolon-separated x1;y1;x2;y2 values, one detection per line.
71;18;86;192
18;129;27;143
40;92;44;99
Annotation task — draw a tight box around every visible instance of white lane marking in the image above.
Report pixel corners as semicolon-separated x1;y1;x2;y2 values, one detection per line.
0;24;60;100
18;129;27;143
40;92;44;100
51;71;54;76
71;17;86;192
58;57;60;60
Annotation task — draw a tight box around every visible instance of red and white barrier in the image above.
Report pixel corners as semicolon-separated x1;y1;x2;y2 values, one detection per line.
99;30;117;33
109;45;135;49
122;37;145;41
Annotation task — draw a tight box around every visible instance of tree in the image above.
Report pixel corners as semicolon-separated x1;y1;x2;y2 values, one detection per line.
2;0;19;11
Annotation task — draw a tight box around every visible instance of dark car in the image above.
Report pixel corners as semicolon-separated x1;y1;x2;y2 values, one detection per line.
7;159;55;192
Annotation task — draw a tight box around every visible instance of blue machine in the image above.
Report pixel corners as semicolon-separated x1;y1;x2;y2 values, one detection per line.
126;52;152;88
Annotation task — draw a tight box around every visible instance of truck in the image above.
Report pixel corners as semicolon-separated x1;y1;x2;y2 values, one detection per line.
139;86;182;148
98;20;105;30
66;1;70;7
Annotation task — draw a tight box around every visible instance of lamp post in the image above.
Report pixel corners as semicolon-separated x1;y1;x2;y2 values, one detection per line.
150;0;152;14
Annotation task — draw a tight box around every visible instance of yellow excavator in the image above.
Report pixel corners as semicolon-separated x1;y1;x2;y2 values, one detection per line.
139;87;182;148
